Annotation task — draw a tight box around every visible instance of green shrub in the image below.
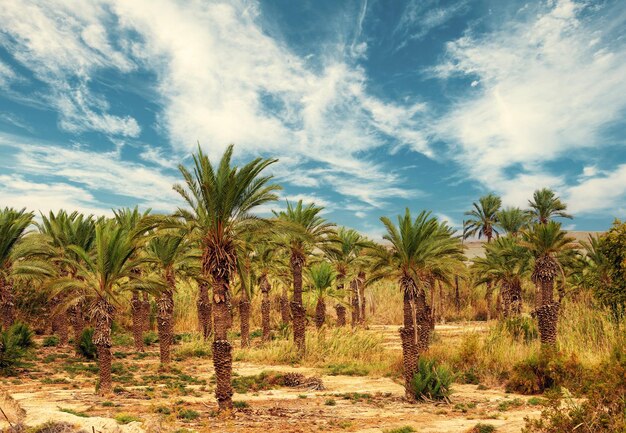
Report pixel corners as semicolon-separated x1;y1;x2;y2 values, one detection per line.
324;398;336;406
501;316;538;343
469;423;497;433
177;408;199;420
411;358;455;401
10;322;35;349
232;401;249;409
114;413;141;424
43;335;60;347
383;427;415;433
506;351;585;395
143;331;159;346
76;328;97;360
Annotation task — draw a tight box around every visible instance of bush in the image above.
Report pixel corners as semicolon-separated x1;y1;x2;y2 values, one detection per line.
143;331;159;346
501;316;538;343
0;322;36;374
506;350;584;395
468;424;497;433
43;335;60;347
114;413;141;424
411;358;455;401
76;328;97;360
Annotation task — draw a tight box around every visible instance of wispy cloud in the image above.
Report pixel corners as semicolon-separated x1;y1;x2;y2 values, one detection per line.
434;0;626;213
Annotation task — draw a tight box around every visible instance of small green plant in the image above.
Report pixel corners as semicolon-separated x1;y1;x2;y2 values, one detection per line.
114;413;142;424
58;407;89;417
143;331;159;346
76;328;97;360
469;423;497;433
233;401;249;409
411;358;455;402
177;408;200;420
527;397;545;406
9;322;35;349
101;401;115;407
498;398;523;411
383;427;415;433
325;398;337;406
1;322;38;374
43;335;60;347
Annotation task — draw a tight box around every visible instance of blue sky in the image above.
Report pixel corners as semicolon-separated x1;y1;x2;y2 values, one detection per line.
1;0;625;238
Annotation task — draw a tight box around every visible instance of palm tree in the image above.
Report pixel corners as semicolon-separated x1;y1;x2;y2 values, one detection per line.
496;207;530;237
273;200;335;356
114;207;153;352
38;211;96;346
51;219;158;395
528;188;572;224
145;232;198;365
252;241;277;342
521;222;576;345
0;208;52;329
174;145;280;411
307;261;337;329
326;228;369;327
369;209;464;401
472;237;530;317
464;193;502;319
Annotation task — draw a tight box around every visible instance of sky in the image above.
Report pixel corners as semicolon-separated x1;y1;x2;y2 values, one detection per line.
0;0;625;239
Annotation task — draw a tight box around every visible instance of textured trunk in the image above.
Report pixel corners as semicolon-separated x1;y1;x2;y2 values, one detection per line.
510;279;522;316
131;291;144;352
141;292;151;332
260;275;271;342
157;281;174;365
51;301;70;347
533;255;560;346
400;279;418;402
350;278;360;328
279;287;290;325
335;304;346;326
454;275;461;313
291;251;306;355
239;291;250;348
0;276;15;329
501;282;511;319
69;303;86;346
197;281;212;340
415;287;431;353
358;271;366;324
212;274;233;411
485;281;493;321
314;297;326;329
93;299;114;396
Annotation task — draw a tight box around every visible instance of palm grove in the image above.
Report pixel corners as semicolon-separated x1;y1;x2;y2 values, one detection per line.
0;146;624;412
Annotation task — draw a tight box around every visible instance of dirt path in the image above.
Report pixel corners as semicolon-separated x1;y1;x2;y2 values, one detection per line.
1;322;539;433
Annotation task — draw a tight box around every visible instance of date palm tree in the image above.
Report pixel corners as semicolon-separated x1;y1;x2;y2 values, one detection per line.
369;209;464;401
1;208;53;329
496;207;530;237
307;261;337;329
114;207;154;352
38;211;96;346
521;222;576;345
464;193;502;319
528;188;572;224
273;200;335;356
50;219;159;395
145;232;199;365
326;228;369;327
174;144;280;411
252;241;277;342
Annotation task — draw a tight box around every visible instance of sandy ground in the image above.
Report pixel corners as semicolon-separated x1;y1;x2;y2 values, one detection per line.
0;323;540;433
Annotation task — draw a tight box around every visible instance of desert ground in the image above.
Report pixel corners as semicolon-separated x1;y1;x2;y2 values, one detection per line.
1;322;541;433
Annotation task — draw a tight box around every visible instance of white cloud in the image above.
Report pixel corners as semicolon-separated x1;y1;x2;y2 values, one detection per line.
435;0;626;212
0;134;181;213
0;61;16;88
566;164;626;214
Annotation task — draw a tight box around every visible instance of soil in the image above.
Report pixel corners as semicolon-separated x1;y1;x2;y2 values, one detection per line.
0;323;540;433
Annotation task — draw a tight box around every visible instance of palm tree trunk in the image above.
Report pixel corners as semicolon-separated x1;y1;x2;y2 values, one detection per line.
157;284;174;365
485;281;493;320
93;299;114;396
315;297;326;329
141;292;151;332
131;291;144;352
197;280;212;340
290;251;306;356
350;278;359;327
279;286;290;325
239;291;250;348
510;279;522;316
534;255;560;346
335;303;346;326
260;275;271;342
69;302;86;346
0;277;15;329
455;275;461;313
399;280;418;402
212;274;233;411
358;271;366;324
415;287;431;353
